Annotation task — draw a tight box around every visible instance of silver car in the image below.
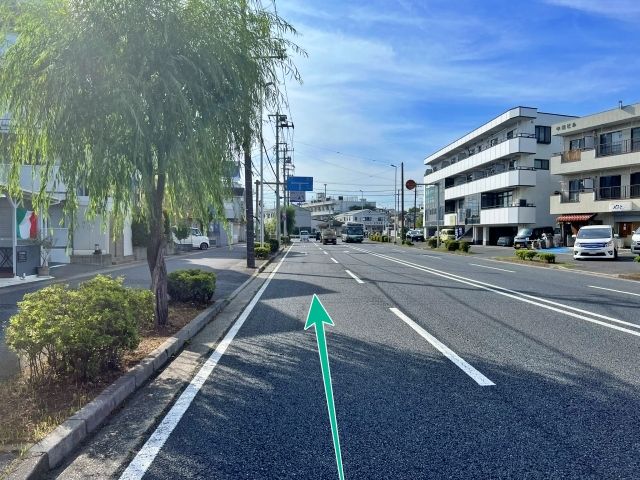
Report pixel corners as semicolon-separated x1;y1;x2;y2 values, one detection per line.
632;227;640;255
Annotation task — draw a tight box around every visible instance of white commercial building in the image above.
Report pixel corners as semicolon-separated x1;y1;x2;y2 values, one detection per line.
423;106;574;245
550;102;640;247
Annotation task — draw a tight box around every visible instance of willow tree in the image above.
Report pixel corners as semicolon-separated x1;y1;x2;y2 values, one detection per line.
0;0;301;325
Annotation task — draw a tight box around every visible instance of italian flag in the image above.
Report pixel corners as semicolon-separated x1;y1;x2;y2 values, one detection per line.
16;208;38;239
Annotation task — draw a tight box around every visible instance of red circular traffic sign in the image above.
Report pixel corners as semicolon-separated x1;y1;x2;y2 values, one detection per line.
405;179;417;190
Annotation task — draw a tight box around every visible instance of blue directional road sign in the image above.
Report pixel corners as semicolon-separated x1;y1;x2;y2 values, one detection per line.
287;176;313;192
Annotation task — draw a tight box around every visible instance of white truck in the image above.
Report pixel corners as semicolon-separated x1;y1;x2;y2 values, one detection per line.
172;227;210;250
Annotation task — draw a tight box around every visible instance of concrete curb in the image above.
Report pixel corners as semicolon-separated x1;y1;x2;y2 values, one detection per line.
8;253;278;480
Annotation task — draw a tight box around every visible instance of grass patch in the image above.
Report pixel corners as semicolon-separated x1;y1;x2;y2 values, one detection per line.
493;256;579;268
619;273;640;281
0;304;203;450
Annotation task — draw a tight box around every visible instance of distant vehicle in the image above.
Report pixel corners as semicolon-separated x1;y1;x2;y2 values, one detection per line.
406;229;425;242
321;228;337;245
341;222;364;243
573;225;618;260
497;236;513;247
299;230;309;242
172;227;210;250
513;226;554;249
439;229;456;242
315;231;321;241
632;227;640;255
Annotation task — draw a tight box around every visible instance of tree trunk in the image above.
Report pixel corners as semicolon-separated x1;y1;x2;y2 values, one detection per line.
147;174;169;326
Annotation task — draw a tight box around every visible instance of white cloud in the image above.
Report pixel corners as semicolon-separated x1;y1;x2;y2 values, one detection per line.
543;0;640;20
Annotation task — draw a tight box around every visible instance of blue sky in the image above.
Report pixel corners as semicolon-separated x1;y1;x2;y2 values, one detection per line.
259;0;640;209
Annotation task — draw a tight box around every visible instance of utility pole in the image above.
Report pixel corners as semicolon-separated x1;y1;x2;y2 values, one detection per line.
413;188;417;229
269;113;294;245
255;179;260;243
400;162;404;243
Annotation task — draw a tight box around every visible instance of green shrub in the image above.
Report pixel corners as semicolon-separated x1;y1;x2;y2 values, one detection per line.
515;249;528;260
403;240;414;246
131;218;149;247
525;250;538;260
6;276;152;381
634;255;640;263
280;236;291;246
268;239;279;253
168;269;216;304
427;237;438;249
459;241;471;253
537;253;556;263
255;246;270;259
382;235;389;242
447;240;460;251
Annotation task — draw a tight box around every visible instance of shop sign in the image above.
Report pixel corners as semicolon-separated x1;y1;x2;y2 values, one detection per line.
609;201;632;212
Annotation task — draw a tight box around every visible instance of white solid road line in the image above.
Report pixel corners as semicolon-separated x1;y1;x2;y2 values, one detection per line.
352;246;640;338
119;247;293;480
421;255;442;259
587;285;640;297
389;308;495;387
469;263;515;273
331;258;339;264
345;269;365;284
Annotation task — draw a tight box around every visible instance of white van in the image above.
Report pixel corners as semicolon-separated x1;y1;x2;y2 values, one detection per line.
573;225;618;260
173;227;210;250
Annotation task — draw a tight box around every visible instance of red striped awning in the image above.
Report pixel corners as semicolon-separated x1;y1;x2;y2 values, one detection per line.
556;214;595;223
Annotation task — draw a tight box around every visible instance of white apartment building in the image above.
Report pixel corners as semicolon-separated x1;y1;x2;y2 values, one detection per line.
334;209;390;233
423;106;575;245
550;102;640;246
302;194;376;230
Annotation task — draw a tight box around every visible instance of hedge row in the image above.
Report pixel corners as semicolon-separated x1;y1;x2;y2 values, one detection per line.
168;269;216;304
515;250;556;263
370;233;390;242
6;276;153;381
427;237;471;253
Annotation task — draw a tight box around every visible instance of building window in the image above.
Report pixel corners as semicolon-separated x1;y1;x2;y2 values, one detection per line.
506;130;514;139
535;125;551;144
534;159;549;170
569;138;584;150
490;138;498;147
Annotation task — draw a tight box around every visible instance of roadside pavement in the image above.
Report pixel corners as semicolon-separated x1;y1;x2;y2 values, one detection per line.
458;244;639;276
0;244;258;380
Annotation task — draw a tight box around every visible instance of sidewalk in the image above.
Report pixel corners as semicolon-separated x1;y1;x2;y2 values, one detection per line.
467;244;640;277
0;244;262;380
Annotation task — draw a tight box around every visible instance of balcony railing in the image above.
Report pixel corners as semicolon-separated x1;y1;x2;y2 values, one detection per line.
596;139;640;158
560;149;586;163
558;190;585;203
595;184;640;200
480;202;535;210
445;166;536;188
439;133;536;167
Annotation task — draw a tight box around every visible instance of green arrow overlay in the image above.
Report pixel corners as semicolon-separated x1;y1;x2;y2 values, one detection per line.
305;294;345;480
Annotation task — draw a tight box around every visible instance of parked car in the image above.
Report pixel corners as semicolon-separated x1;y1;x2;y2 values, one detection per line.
497;236;513;247
632;227;640;255
573;225;618;260
513;226;555;249
321;228;337;245
172;227;210;250
439;229;456;242
406;229;425;242
299;230;309;242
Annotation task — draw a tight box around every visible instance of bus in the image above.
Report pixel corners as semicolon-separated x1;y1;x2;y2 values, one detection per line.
341;222;364;243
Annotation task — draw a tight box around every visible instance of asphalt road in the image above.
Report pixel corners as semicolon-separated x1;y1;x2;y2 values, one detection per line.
73;239;640;479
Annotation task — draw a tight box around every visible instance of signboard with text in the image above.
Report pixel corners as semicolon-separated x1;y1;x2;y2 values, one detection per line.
287;176;313;191
609;201;632;212
290;191;306;203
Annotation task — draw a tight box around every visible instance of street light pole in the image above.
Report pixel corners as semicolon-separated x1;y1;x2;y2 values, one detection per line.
390;164;397;244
